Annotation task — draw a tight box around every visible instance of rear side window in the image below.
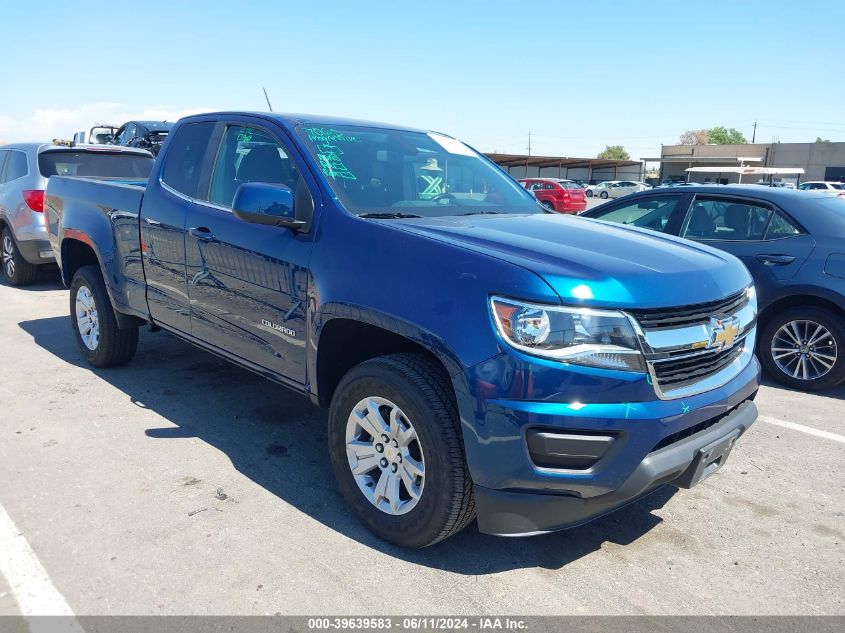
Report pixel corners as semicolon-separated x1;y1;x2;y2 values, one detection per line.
0;150;8;183
560;182;581;190
39;151;154;178
591;194;683;233
682;198;772;241
5;151;28;181
832;183;845;190
766;211;803;239
160;122;215;198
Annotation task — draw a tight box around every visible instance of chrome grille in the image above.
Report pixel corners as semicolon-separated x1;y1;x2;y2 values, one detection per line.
650;342;745;390
630;290;748;330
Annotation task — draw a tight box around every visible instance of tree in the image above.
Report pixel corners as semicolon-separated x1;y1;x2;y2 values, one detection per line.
679;129;709;145
706;126;747;144
816;137;831;143
597;145;630;160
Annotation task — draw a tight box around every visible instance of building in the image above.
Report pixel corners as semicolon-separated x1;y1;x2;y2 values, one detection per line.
647;142;845;184
486;153;642;184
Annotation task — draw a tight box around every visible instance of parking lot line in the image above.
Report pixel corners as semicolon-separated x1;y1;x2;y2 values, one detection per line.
0;503;79;624
760;415;845;445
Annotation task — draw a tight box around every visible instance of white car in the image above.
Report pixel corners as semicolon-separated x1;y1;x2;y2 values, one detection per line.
584;182;609;197
797;181;845;197
595;180;649;199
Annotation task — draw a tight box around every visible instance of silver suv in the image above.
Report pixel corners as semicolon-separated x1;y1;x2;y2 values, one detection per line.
0;143;154;285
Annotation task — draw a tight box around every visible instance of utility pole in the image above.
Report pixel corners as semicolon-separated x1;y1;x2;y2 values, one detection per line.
527;131;532;156
263;87;274;112
752;121;757;143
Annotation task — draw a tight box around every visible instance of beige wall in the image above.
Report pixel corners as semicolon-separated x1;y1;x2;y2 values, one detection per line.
660;142;845;183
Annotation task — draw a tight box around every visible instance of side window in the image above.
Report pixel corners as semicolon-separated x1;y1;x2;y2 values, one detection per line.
682;198;772;241
0;150;8;184
160;122;216;198
5;151;29;181
544;182;555;190
116;124;135;145
766;211;803;239
591;194;684;232
208;124;300;208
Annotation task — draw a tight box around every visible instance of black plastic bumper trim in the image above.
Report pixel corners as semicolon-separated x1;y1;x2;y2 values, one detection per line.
475;399;758;536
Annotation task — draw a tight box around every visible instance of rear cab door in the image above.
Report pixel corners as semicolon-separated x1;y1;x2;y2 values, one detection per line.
141;119;218;334
678;193;816;308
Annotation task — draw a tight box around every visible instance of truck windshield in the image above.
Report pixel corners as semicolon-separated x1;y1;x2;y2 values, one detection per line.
39;151;154;179
296;124;540;218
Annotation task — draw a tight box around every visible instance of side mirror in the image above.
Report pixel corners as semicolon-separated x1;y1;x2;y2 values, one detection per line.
232;182;306;230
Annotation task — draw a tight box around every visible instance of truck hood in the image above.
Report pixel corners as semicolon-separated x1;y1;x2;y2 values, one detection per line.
386;213;751;309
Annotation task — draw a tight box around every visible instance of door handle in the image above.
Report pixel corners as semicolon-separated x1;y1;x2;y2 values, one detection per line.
189;227;216;241
756;254;795;265
144;217;161;226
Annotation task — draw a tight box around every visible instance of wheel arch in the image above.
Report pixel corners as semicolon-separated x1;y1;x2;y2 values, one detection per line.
758;292;845;333
313;313;462;409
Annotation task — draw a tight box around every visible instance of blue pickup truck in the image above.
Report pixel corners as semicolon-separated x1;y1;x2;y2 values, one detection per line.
45;112;760;548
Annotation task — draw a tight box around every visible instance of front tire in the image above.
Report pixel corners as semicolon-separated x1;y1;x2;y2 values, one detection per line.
586;190;593;197
759;306;845;391
600;190;608;199
1;229;39;286
328;354;475;548
70;265;138;368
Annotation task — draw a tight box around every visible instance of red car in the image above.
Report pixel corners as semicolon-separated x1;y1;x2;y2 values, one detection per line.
518;178;587;213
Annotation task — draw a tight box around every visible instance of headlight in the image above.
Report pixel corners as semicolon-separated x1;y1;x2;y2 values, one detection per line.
490;296;645;372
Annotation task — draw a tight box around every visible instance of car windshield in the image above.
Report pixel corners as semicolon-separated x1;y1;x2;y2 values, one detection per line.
39;150;154;178
296;124;540;218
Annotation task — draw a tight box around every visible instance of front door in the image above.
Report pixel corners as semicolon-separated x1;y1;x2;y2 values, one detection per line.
184;120;314;384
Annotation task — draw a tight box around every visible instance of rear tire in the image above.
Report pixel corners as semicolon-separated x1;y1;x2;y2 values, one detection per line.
540;200;555;211
759;306;845;391
1;229;39;286
69;265;138;368
600;191;609;199
328;353;475;548
586;190;593;197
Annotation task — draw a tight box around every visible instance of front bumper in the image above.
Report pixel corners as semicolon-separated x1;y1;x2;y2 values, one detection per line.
475;399;757;535
453;345;760;536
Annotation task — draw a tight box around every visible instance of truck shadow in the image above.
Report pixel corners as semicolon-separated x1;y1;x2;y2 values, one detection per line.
20;315;677;574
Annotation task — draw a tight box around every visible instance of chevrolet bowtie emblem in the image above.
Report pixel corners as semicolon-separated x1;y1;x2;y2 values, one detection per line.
708;315;741;350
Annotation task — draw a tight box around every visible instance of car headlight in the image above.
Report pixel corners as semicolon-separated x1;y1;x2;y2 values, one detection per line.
490;296;645;372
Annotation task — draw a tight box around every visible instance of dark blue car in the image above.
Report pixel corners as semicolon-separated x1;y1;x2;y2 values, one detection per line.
44;113;760;547
582;186;845;391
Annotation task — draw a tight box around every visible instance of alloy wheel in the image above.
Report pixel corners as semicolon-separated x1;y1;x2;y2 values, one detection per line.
75;285;100;351
345;396;425;515
771;319;837;381
2;235;15;278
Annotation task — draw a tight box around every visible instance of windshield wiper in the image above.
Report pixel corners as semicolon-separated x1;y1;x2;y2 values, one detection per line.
458;211;503;216
358;212;423;219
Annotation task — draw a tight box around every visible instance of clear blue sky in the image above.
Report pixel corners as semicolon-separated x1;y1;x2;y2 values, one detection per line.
1;0;843;159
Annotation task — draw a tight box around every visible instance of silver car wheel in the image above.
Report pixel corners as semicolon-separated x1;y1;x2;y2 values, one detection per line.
75;285;100;351
771;319;837;381
345;396;425;515
2;234;15;278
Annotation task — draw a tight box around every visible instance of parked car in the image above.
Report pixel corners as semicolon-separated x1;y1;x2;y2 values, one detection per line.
111;120;173;155
797;181;845;197
584;182;607;197
46;112;759;548
0;143;154;285
580;185;845;391
72;125;117;145
597;180;650;199
517;178;587;213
